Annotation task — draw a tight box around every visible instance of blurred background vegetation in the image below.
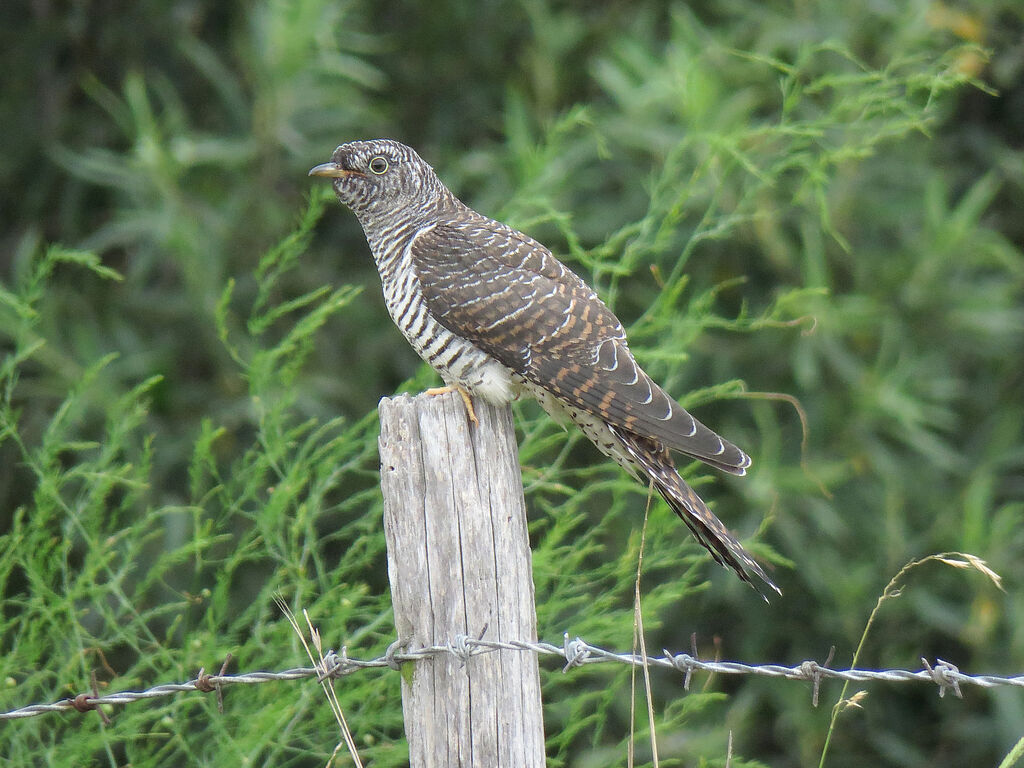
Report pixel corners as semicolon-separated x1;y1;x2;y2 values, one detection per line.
1;0;1022;766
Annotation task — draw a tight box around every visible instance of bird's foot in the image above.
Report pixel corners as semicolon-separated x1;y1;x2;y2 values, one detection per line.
425;384;478;425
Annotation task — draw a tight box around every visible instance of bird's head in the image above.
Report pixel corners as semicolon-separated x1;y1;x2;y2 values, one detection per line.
309;139;450;221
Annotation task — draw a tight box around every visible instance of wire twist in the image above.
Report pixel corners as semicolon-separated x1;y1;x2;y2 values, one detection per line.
3;635;1019;720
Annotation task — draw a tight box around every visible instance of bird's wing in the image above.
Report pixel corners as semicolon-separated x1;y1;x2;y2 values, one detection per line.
410;219;751;474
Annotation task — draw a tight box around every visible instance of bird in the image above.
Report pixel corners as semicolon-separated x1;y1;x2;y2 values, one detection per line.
310;139;778;597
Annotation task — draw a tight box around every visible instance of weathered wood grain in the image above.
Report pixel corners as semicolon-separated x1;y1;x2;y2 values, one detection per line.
379;391;545;767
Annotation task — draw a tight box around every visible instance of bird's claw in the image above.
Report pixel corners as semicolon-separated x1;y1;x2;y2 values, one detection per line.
425;384;479;426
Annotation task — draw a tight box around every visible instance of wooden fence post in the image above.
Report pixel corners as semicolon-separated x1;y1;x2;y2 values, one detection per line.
378;391;546;767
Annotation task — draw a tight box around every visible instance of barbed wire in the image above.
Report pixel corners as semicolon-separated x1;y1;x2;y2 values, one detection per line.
3;633;1022;721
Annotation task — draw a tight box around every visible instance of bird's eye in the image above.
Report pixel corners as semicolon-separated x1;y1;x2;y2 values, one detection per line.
369;156;389;174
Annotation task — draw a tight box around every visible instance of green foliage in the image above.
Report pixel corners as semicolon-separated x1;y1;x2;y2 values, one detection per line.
2;1;1023;766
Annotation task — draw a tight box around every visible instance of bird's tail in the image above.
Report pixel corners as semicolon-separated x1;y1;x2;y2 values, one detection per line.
608;425;780;599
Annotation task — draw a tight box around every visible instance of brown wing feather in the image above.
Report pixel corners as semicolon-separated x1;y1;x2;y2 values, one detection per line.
410;217;751;473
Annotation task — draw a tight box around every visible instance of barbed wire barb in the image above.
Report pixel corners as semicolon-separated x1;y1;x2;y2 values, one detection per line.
3;635;1023;721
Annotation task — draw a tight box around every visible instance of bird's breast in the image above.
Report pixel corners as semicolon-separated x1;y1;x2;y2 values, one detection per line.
379;260;517;406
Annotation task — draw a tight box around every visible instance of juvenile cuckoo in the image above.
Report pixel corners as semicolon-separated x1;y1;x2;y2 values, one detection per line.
311;139;777;596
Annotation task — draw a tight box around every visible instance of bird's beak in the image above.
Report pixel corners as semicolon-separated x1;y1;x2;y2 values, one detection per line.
308;162;363;178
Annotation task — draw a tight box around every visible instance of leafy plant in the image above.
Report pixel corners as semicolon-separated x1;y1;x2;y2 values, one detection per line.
2;1;1022;766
